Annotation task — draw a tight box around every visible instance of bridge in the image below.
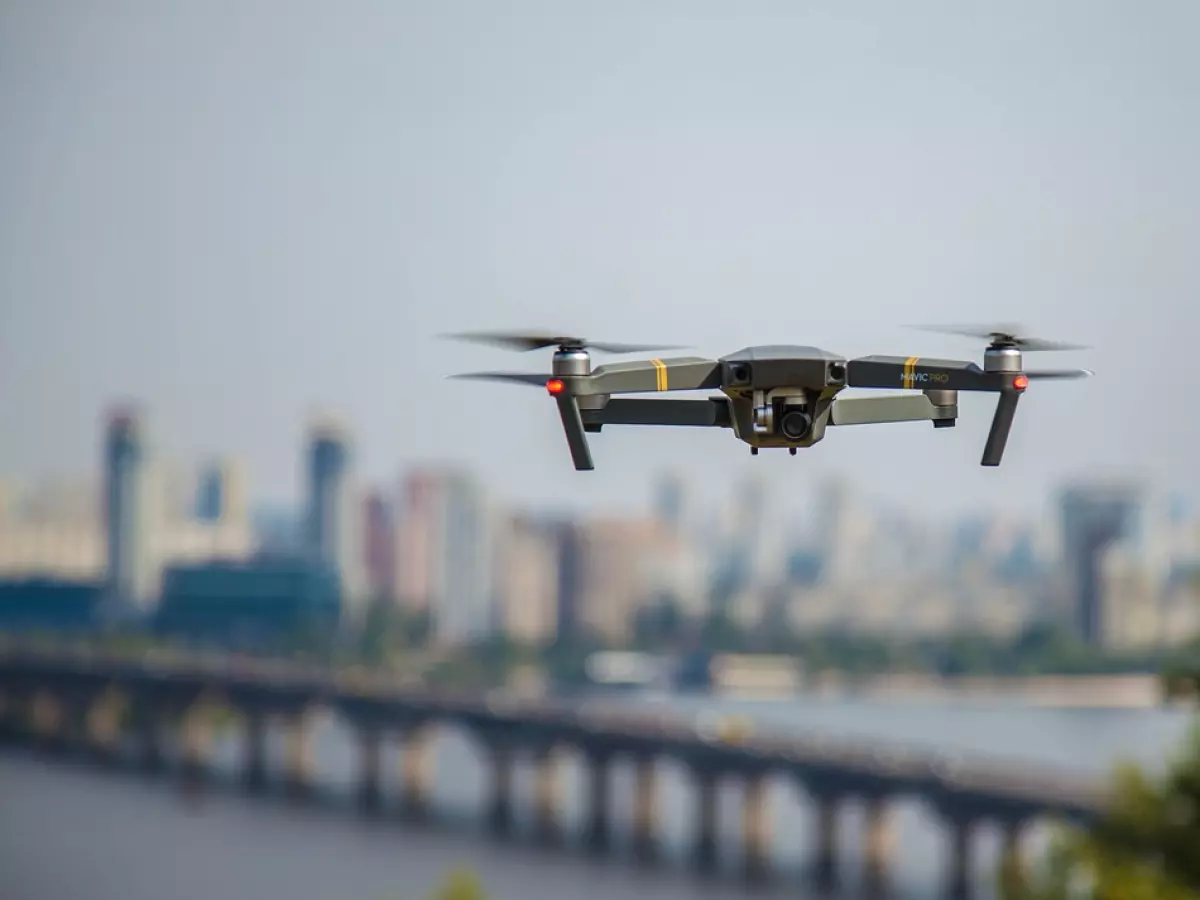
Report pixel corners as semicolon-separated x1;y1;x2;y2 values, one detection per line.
0;643;1109;899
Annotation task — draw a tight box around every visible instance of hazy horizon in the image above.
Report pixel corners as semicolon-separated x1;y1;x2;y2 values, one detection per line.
2;1;1197;520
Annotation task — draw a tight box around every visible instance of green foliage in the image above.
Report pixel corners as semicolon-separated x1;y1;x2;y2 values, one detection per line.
1005;700;1200;899
427;867;487;900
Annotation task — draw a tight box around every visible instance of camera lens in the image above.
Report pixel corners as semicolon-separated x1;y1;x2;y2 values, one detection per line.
827;362;846;383
781;410;812;440
729;364;750;383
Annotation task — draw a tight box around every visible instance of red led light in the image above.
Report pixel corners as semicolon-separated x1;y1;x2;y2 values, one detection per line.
546;379;565;395
1012;375;1029;391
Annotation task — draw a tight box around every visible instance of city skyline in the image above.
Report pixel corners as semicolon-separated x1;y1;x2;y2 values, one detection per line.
0;399;1190;532
0;397;1197;659
1;2;1198;520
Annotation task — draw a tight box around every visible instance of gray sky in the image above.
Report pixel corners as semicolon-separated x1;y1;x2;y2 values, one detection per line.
1;0;1197;522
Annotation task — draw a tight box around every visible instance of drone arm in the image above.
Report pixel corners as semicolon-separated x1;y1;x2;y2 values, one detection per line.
580;357;722;395
847;355;1001;392
579;398;732;429
980;389;1022;466
828;393;957;426
555;396;594;470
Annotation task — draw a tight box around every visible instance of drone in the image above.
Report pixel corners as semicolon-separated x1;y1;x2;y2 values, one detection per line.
446;325;1093;471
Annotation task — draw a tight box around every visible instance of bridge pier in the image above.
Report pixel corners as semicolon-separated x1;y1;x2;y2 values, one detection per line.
532;747;562;844
179;706;212;781
243;713;269;790
942;813;979;900
809;788;843;893
582;751;612;853
357;726;383;811
52;694;92;754
486;743;514;835
692;770;719;871
283;712;314;797
997;818;1029;897
631;756;659;865
0;690;13;741
628;763;657;868
84;691;123;763
861;794;895;897
742;773;772;882
133;705;165;771
399;729;433;821
29;691;66;751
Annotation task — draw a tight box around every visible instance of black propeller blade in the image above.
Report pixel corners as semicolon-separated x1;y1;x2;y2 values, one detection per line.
442;330;686;354
1024;368;1094;381
448;371;549;387
908;324;1090;352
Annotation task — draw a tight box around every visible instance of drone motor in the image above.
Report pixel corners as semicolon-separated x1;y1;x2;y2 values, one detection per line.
552;347;592;377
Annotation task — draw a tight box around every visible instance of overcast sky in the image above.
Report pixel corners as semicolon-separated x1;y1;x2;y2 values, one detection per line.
1;0;1197;522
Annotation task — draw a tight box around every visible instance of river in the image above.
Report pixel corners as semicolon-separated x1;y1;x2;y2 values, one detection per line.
0;691;1192;900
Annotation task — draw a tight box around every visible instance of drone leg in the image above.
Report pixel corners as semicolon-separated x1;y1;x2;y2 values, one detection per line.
750;447;759;456
555;396;594;471
981;392;1021;467
789;447;797;456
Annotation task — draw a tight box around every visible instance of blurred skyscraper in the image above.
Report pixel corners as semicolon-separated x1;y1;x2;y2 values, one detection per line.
303;417;364;611
431;470;492;645
394;467;492;645
1059;483;1144;646
654;469;688;530
103;406;149;606
548;518;583;638
362;490;395;603
195;464;224;522
494;514;559;644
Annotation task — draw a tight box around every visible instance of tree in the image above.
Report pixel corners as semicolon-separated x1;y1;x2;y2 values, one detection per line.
1004;660;1200;899
427;867;487;900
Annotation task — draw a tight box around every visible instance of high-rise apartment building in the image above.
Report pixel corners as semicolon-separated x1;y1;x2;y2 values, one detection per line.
363;490;395;602
393;467;493;645
494;514;559;645
303;417;365;612
1059;483;1144;646
574;517;668;642
103;406;150;606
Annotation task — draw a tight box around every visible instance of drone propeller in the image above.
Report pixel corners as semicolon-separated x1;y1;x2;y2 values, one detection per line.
908;324;1090;352
448;371;549;387
442;330;686;354
1024;368;1095;381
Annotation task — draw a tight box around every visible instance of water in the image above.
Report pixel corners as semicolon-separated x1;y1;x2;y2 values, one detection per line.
0;693;1192;900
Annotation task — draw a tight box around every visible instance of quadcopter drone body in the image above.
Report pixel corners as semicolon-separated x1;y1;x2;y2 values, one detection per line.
448;327;1093;471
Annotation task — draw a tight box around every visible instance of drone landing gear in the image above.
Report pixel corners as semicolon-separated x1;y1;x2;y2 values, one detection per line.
789;447;797;456
750;447;758;456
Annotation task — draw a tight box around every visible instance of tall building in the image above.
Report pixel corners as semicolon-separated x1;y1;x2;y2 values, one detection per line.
103;406;149;606
393;467;493;645
548;518;583;639
433;470;492;645
574;517;667;642
393;471;439;611
194;460;243;525
654;470;688;530
494;514;559;645
303;418;364;610
362;490;395;602
1059;483;1144;646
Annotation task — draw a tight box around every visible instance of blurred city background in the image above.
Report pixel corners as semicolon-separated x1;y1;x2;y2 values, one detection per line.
0;404;1197;690
3;2;1199;900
